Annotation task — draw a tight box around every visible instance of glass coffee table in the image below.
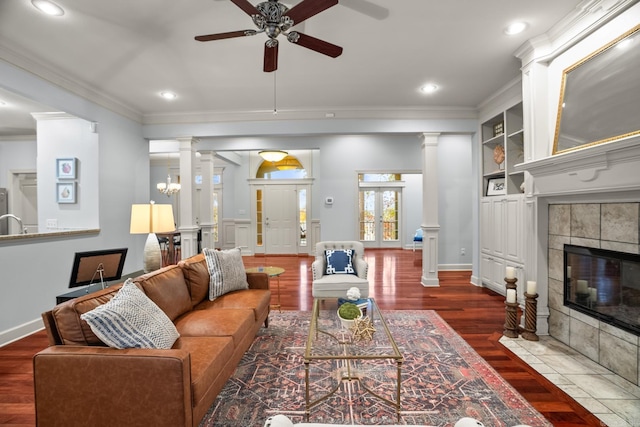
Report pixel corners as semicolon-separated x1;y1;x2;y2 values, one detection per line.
304;298;403;421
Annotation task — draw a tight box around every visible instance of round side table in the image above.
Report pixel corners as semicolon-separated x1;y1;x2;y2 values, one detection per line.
246;266;285;312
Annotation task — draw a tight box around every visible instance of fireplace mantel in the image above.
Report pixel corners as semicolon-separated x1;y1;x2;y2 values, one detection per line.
515;136;640;197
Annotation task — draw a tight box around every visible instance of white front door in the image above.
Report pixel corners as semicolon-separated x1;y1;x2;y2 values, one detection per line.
264;185;298;254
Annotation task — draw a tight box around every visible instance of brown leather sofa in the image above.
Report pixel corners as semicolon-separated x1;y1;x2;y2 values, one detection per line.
34;253;270;427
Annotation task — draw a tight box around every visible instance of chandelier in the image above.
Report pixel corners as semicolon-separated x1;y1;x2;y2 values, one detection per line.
157;154;181;196
259;150;288;162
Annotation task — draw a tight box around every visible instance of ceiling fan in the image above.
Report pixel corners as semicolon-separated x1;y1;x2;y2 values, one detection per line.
195;0;343;72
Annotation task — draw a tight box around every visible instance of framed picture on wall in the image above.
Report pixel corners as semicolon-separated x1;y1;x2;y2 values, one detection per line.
56;158;77;179
57;182;76;204
486;177;506;196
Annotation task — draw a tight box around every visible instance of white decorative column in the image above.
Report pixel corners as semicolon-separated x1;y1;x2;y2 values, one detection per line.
177;137;199;260
199;151;215;250
421;133;440;287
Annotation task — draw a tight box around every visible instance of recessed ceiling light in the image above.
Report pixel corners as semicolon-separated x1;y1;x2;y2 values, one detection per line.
505;22;527;35
616;37;633;50
160;91;177;100
31;0;65;16
420;84;439;94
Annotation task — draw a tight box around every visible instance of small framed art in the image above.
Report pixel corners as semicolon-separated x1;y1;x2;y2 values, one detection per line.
56;158;77;179
486;177;506;196
57;182;76;204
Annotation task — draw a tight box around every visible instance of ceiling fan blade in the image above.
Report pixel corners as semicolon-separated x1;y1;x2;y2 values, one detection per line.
195;30;256;41
288;32;342;58
264;42;278;72
230;0;261;16
284;0;338;26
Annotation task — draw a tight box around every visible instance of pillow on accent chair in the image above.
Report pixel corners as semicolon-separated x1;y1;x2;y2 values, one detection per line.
325;249;357;275
80;279;180;349
203;247;249;300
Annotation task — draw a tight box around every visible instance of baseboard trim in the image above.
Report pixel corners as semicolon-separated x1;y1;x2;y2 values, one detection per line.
0;318;44;348
438;264;472;271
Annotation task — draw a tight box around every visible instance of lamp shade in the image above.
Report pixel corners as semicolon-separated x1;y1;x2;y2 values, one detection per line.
130;203;175;273
130;203;175;234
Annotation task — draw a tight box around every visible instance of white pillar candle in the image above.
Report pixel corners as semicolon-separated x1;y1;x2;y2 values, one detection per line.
566;266;571;278
576;279;588;294
506;289;516;303
527;281;537;295
505;266;516;279
589;287;597;301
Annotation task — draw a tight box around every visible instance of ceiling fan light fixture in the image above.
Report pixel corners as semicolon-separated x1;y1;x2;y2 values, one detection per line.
259;150;288;162
31;0;65;16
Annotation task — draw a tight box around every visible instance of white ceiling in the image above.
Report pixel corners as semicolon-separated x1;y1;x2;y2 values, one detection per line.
0;0;585;137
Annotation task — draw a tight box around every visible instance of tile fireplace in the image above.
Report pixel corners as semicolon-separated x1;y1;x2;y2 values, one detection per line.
548;202;640;385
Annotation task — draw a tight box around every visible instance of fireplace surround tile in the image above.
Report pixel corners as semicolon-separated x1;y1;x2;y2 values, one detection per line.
571;204;601;240
548;248;564;281
601;240;640;254
570;316;599;361
601;203;639;244
549;234;570;250
549;204;571;236
569;236;600;249
549;309;570;344
600;331;639;384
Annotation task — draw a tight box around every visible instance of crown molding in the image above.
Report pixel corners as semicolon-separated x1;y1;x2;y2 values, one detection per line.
0;44;142;123
515;0;637;66
142;106;478;126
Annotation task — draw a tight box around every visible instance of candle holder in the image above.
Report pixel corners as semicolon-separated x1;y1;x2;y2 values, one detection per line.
505;276;517;293
521;292;539;341
503;301;519;338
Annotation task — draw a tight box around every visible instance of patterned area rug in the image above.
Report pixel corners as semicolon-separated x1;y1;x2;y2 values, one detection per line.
200;310;552;426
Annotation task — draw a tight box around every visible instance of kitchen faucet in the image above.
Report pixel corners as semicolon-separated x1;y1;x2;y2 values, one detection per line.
0;214;28;234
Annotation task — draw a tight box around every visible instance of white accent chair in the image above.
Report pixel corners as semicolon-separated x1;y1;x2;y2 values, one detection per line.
311;241;369;299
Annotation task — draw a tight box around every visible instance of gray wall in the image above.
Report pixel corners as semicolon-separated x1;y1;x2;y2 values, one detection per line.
0;59;149;345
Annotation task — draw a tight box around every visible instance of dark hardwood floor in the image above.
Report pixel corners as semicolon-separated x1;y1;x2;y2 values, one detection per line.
0;249;603;426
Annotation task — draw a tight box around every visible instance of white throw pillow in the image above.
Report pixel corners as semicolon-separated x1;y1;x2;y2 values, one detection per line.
80;279;180;349
203;247;249;300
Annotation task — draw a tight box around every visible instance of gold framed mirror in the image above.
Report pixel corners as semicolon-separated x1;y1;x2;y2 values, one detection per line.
553;24;640;155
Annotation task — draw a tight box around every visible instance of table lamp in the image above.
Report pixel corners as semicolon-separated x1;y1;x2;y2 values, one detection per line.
130;201;175;273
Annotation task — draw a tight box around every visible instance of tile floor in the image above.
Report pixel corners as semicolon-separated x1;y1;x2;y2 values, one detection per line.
500;335;640;427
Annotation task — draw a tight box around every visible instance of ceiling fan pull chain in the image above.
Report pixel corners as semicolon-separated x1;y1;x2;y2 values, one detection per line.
273;71;278;115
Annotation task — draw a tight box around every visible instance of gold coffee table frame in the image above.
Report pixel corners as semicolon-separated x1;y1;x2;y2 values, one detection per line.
245;266;284;312
304;298;403;421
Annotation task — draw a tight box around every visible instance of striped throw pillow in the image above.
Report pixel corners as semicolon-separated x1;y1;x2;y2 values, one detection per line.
203;247;249;300
80;279;180;349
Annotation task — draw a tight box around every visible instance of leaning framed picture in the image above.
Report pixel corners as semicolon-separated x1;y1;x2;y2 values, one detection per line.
57;182;76;204
56;158;77;179
486;177;506;196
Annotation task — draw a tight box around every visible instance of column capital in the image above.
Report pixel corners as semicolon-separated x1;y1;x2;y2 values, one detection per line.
177;137;200;147
420;132;441;146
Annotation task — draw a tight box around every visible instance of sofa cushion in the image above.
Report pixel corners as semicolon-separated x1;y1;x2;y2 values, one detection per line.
179;253;210;306
51;284;124;346
172;336;235;408
203;248;249;300
134;265;193;321
173;308;254;347
195;289;271;322
325;249;357;275
80;279;180;349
